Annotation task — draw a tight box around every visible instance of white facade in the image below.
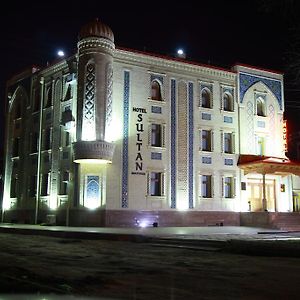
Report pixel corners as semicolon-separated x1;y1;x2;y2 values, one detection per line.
2;20;293;227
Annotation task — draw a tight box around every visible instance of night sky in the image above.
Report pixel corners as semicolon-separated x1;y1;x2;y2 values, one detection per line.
1;0;299;158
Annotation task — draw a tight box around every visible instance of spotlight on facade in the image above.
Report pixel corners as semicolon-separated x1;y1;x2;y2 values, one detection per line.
176;49;186;59
57;50;65;57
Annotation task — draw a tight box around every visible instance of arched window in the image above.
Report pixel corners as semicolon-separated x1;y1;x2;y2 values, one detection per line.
151;80;162;101
223;92;233;112
45;86;52;108
201;89;211;108
256;97;265;116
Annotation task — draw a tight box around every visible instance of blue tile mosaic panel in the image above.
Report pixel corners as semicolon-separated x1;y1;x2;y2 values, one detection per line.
224;158;234;166
122;71;130;208
188;82;194;209
257;121;265;128
170;79;176;209
151;152;162;160
151;106;162;114
224;116;233;123
202;156;212;164
240;72;282;109
202;113;211;120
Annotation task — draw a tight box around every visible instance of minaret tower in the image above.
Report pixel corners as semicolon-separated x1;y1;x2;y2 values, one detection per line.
74;19;115;163
73;19;115;210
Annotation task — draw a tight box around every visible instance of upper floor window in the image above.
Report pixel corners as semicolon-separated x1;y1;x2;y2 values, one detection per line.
223;92;233;112
201;175;212;198
15;103;22;119
201;88;212;108
150;123;165;147
201;130;213;152
45;86;53;108
257;136;265;155
151;80;162;101
256;96;266;117
224;132;234;154
33;88;40;112
43;128;52;150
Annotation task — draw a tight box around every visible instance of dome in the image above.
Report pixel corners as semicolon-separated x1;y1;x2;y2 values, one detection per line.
79;19;114;42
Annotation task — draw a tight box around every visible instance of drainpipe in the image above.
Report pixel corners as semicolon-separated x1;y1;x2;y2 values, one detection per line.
35;76;44;224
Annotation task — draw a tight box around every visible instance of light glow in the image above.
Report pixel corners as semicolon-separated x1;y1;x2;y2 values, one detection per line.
177;49;184;55
74;159;112;164
57;50;65;57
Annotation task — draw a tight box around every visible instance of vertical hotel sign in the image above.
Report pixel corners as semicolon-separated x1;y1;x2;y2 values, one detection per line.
283;120;287;152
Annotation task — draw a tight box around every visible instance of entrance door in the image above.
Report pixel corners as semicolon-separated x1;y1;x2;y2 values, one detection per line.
247;178;276;212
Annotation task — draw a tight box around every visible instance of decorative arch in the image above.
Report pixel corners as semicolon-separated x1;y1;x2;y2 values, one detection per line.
151;79;162;101
9;85;28;114
239;72;282;109
201;87;212;108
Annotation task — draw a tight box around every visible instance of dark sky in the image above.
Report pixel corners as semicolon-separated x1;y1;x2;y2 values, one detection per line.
0;0;299;154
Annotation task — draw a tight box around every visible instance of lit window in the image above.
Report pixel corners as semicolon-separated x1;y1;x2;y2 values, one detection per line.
202;130;212;151
256;97;265;116
150;172;163;196
201;175;212;198
151;80;162;101
224;177;234;198
223;92;233;112
201;89;211;108
224;132;234;154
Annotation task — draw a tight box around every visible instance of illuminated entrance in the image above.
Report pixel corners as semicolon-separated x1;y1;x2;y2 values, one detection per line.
247;178;276;212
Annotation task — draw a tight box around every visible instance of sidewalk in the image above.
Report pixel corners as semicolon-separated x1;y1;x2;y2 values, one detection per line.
0;223;294;242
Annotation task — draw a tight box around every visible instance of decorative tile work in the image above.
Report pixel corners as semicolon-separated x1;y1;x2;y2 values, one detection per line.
202;156;212;164
224;116;233;123
122;71;130;208
240;72;282;109
202;113;211;120
224;158;234;166
188;82;194;209
83;63;96;140
151;106;162;114
86;175;99;202
170;79;176;209
200;82;213;93
257;121;265;128
246;101;254;151
151;152;162;160
106;64;113;129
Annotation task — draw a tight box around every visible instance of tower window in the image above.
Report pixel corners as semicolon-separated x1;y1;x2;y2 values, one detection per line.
151;124;162;147
224;132;234;154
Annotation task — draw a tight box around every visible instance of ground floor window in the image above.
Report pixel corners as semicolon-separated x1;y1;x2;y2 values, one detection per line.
224;176;235;198
201;175;212;198
148;172;165;196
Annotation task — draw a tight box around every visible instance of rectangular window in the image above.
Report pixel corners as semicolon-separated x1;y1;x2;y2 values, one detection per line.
29;175;37;197
13;137;20;157
60;171;69;195
151;124;162;147
224;133;233;154
224;177;235;198
31;132;38;153
257;136;265;155
10;176;18;198
61;129;71;147
41;172;50;196
201;175;212;198
202;130;212;151
150;172;163;196
43;128;52;150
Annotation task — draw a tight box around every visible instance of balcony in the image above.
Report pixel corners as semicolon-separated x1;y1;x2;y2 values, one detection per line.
73;140;115;164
